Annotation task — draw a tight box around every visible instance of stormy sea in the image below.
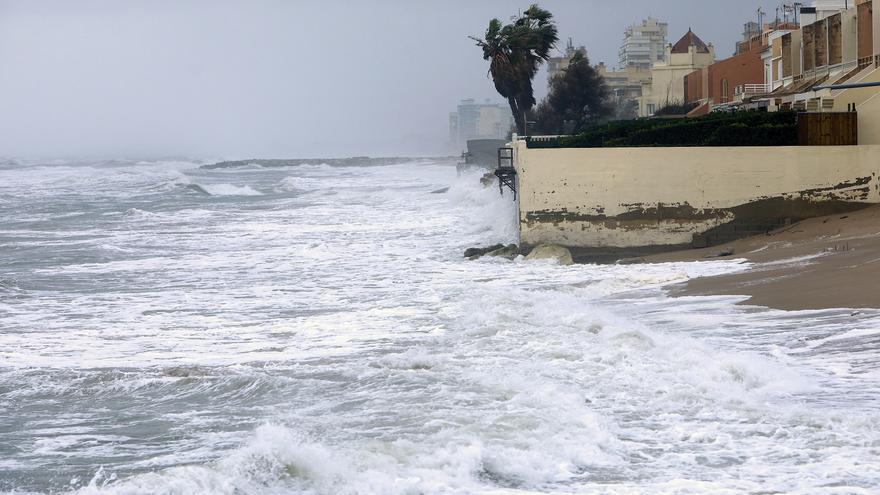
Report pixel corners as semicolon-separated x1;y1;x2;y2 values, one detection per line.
1;158;878;494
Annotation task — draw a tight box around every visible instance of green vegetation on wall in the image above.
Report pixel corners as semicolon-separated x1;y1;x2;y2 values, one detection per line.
528;111;798;148
652;102;699;116
531;52;612;135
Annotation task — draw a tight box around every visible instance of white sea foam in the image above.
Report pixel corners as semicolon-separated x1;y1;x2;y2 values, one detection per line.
277;176;322;192
195;183;264;196
446;168;518;244
1;158;879;494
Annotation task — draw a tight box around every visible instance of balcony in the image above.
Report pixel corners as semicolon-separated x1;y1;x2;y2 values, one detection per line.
734;83;771;97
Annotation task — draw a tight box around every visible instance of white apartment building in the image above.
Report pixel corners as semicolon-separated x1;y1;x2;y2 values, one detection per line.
619;17;669;71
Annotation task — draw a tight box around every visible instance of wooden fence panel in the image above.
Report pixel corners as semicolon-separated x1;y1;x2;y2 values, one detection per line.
797;112;858;146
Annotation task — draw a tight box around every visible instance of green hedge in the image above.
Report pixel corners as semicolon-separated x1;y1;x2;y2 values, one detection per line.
528;111;798;148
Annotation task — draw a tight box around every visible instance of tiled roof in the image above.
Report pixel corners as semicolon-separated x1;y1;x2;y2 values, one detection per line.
671;29;710;54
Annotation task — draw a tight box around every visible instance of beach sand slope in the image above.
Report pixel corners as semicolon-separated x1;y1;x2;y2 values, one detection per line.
647;205;880;311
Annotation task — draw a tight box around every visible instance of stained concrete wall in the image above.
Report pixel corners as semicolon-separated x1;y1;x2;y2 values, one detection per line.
830;65;880;143
858;0;874;60
513;140;880;253
829;13;843;65
875;0;880;55
842;8;859;64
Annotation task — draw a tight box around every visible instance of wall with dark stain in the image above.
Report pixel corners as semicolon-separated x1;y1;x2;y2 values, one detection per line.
513;141;880;254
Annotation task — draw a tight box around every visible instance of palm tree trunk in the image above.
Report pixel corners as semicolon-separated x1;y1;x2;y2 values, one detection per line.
507;97;526;136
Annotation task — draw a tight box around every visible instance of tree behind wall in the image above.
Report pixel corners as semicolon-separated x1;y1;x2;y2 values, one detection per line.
532;52;612;134
472;5;559;136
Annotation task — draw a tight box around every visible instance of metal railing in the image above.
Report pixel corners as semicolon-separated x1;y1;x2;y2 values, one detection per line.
495;147;517;200
734;83;770;96
840;60;859;74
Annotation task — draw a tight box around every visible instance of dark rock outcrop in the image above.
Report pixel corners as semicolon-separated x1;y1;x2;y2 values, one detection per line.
464;244;520;260
485;244;520;260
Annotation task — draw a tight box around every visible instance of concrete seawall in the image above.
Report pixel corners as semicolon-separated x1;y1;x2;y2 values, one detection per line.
513;140;880;258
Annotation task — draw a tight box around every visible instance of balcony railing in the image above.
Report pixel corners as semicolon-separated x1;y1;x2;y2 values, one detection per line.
734;83;770;96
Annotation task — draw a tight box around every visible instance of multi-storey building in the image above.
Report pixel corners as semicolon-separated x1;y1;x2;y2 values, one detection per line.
619;17;669;71
684;22;800;112
596;63;652;118
680;0;880;142
744;0;878;113
448;99;514;147
547;39;588;80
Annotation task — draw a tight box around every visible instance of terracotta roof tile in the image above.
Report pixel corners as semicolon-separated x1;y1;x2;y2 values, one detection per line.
671;29;710;54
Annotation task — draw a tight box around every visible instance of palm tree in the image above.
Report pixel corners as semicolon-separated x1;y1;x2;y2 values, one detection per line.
471;5;559;136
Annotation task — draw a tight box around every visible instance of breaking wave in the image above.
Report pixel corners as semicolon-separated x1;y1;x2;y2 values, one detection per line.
183;183;263;196
3;157;879;495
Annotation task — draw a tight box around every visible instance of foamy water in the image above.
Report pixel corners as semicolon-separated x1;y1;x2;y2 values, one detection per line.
0;158;878;494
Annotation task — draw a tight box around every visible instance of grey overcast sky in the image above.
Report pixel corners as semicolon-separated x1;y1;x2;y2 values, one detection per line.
0;0;788;159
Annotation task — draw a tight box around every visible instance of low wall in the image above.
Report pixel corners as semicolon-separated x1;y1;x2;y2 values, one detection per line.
514;141;880;256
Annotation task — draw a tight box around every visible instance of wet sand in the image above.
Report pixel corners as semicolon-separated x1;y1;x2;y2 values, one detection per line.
646;205;880;311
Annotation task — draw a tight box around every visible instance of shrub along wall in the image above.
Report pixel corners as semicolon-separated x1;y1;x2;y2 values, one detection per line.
527;111;798;148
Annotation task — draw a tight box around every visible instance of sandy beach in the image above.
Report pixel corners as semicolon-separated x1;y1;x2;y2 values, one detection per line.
647;205;880;311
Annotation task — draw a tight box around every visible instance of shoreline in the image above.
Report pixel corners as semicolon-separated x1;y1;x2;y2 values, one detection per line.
642;205;880;311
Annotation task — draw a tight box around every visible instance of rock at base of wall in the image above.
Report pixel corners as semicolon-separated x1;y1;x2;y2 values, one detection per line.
480;172;496;187
485;244;520;260
464;244;505;259
524;244;574;266
464;244;520;260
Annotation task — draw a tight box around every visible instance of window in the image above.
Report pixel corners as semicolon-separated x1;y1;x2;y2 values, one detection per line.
721;79;729;103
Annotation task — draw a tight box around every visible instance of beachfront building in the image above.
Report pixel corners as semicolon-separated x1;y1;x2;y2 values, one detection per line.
448;99;514;147
596;62;652;118
757;22;803;94
619;17;669;71
763;1;867;98
739;21;763;54
500;0;880;258
547;39;588;80
638;30;715;116
733;0;879;115
684;22;800;112
684;50;763;111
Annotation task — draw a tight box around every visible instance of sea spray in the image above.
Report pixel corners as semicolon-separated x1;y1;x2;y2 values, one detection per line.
0;158;878;494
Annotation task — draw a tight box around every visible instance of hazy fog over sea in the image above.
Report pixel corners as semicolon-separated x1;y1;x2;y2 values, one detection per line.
2;0;796;159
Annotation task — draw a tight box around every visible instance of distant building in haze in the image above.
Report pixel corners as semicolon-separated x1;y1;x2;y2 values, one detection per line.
596;62;652;119
449;99;513;148
548;39;588;80
619;17;669;71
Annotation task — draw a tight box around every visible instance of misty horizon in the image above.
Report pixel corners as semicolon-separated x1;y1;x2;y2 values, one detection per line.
2;0;794;160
